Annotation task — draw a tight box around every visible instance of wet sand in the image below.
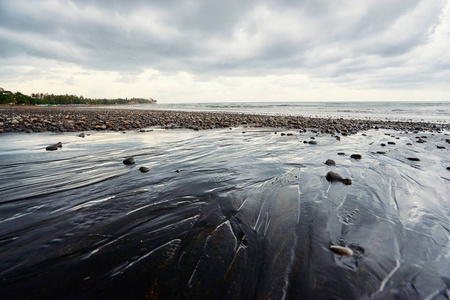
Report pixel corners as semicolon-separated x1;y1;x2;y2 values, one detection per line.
0;107;449;299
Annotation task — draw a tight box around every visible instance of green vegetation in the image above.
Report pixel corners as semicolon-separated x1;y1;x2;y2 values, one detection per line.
0;88;157;105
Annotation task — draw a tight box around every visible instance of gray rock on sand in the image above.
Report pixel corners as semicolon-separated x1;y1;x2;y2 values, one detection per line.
46;142;62;151
325;171;352;185
330;245;353;256
78;133;85;138
325;159;336;166
139;166;150;173
123;157;135;165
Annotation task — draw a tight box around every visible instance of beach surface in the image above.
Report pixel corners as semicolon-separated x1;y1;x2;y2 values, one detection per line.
0;106;449;299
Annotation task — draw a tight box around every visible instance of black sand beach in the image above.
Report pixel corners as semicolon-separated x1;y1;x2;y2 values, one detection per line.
1;106;449;299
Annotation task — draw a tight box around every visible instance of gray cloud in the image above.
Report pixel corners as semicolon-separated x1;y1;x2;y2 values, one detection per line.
1;0;449;88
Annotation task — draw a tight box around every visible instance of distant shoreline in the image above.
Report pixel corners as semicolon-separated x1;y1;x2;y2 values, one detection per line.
0;105;448;134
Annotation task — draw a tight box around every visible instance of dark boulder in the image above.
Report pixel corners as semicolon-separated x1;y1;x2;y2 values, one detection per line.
350;154;362;159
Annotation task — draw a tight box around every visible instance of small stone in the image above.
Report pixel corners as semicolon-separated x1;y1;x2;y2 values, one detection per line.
406;143;412;146
388;141;396;145
337;152;345;156
437;146;446;149
350;154;362;159
325;159;336;166
326;171;352;185
123;157;135;165
377;151;386;154
417;139;426;143
381;143;386;147
287;133;294;136
281;133;286;136
330;245;353;256
308;140;317;145
46;145;58;151
79;133;85;138
407;157;420;161
139;166;150;173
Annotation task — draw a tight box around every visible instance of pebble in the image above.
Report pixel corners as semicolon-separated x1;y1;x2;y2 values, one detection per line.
350;154;362;160
407;157;420;161
308;140;317;145
46;142;62;151
388;141;396;145
325;159;336;166
79;133;85;138
123;157;135;165
139;166;150;173
325;171;352;185
337;152;345;156
330;245;353;256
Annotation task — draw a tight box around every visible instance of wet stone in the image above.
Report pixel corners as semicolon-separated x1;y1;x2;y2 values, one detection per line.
407;157;420;161
123;157;135;165
139;166;150;173
330;245;353;256
325;171;352;185
325;159;336;166
350;154;362;160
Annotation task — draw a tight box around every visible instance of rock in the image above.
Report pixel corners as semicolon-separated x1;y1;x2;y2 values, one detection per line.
325;159;336;166
417;139;426;143
437;146;446;149
308;140;317;145
377;151;386;154
46;145;58;151
407;157;420;161
139;166;150;173
79;133;85;138
388;141;396;145
325;171;352;185
330;245;353;256
381;143;386;147
406;143;412;146
350;154;362;159
337;152;345;156
281;133;286;136
287;133;294;136
123;157;135;165
46;142;62;151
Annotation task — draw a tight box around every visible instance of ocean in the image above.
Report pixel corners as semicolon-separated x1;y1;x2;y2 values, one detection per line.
120;101;450;123
0;102;449;299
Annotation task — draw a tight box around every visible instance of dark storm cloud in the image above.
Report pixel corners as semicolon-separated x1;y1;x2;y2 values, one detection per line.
0;0;448;86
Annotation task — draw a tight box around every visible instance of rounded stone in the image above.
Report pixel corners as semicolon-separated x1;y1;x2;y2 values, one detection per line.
325;159;336;166
139;166;150;173
123;157;135;165
350;154;362;159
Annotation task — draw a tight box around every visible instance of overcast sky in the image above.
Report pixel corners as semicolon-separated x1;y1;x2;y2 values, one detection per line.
1;0;449;103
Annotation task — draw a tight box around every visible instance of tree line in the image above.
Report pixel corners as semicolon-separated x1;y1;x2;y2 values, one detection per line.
0;89;157;105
